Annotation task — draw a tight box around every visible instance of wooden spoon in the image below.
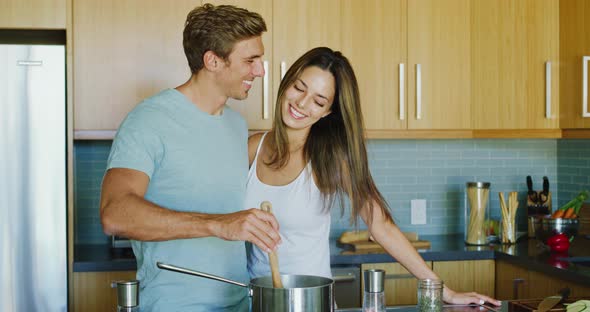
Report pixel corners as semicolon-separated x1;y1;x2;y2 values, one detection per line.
260;201;283;288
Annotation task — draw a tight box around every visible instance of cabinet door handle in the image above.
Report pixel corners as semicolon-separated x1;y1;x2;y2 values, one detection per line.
333;274;356;283
546;61;551;119
263;60;269;120
280;61;287;80
385;273;414;280
583;56;590;118
399;63;405;120
512;278;525;299
416;64;422;120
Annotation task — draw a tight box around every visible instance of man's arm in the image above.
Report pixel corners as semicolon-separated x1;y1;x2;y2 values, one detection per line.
99;168;281;252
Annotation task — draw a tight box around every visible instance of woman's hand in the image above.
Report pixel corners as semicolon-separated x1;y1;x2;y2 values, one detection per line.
443;286;501;306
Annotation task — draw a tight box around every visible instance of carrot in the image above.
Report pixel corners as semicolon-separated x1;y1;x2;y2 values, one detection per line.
563;207;575;219
552;209;565;219
570;213;578;219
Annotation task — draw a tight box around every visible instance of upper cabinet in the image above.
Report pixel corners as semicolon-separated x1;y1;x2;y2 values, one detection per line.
272;0;341;110
407;0;471;130
341;0;407;131
208;0;274;131
74;0;341;134
471;0;559;130
560;0;590;130
72;0;586;138
0;0;66;29
73;0;200;134
342;0;470;133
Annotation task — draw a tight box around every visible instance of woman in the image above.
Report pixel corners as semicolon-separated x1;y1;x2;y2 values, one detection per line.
244;47;500;305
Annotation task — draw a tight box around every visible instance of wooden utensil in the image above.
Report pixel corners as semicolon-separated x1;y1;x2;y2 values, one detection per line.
260;201;283;288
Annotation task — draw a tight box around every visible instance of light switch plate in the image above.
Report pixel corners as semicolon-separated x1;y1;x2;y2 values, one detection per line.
411;199;427;225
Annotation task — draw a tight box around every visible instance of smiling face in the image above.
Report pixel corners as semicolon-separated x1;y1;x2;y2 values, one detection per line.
216;36;265;100
281;66;335;132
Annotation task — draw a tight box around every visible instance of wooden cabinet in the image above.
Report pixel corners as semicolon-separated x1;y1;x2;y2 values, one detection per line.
495;261;529;300
560;0;590;130
72;270;136;312
272;0;341;110
361;262;433;306
74;0;341;134
341;0;406;131
193;0;342;131
362;260;494;306
471;0;559;130
73;0;200;134
432;260;495;298
407;0;471;130
495;261;590;300
342;0;470;132
0;0;66;29
208;0;274;131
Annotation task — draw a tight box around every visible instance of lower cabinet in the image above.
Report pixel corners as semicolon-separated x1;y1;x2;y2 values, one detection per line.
72;271;136;312
361;262;433;306
495;261;590;300
362;260;495;306
432;260;495;298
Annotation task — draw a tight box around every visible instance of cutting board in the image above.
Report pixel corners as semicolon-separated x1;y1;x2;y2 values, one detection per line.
509;297;588;312
337;230;431;255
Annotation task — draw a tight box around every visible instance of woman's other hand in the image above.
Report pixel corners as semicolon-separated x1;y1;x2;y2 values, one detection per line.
443;287;501;306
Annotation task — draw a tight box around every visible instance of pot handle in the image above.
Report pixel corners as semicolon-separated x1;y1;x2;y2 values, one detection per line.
156;262;249;289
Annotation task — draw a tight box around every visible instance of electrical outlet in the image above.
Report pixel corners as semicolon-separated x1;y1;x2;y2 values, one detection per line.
411;199;427;225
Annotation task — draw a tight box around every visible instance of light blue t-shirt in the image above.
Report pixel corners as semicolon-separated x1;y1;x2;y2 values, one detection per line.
107;89;249;312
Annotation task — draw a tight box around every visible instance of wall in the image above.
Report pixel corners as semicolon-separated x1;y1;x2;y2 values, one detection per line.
557;140;590;207
75;139;559;245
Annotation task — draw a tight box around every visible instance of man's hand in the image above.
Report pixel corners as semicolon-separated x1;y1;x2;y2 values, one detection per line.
208;208;281;252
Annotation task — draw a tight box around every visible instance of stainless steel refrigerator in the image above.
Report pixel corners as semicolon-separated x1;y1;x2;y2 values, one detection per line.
0;31;67;312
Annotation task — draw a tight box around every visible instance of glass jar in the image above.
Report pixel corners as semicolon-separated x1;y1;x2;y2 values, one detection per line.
362;269;386;312
417;279;443;312
464;182;491;245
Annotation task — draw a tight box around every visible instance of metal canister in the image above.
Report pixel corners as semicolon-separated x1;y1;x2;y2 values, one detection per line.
116;280;139;311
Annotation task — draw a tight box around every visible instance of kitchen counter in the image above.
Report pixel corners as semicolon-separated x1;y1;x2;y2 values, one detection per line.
74;234;590;286
337;303;497;312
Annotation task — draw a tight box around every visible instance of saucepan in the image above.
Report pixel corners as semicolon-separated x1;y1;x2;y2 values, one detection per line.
156;262;334;312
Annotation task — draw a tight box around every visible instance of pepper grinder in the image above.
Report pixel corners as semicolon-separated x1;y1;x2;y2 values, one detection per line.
362;269;386;312
115;280;140;312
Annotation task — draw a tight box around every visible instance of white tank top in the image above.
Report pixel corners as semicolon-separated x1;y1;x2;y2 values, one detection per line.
244;133;332;279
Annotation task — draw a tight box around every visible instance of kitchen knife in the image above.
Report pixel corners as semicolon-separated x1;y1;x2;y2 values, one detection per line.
537;288;570;312
539;176;550;203
526;175;539;214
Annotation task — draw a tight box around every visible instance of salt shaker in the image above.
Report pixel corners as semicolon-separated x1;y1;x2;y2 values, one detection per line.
417;279;443;312
362;269;386;312
115;280;140;312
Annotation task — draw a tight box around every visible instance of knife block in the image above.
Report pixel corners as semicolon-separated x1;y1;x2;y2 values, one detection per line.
527;191;551;238
526;191;552;215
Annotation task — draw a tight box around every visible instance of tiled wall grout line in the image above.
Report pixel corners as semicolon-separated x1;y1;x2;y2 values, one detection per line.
74;139;590;245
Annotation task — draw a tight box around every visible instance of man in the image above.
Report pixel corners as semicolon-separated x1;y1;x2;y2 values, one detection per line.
100;4;281;311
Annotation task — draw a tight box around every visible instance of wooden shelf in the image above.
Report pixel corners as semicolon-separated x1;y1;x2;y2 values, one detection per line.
561;129;590;139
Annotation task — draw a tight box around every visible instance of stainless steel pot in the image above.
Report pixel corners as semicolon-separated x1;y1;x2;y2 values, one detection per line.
157;262;334;312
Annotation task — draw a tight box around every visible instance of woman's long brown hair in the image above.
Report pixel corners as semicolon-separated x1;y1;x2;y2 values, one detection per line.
266;47;393;227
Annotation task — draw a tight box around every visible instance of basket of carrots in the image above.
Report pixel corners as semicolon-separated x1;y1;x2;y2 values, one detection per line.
535;190;588;251
551;190;588;219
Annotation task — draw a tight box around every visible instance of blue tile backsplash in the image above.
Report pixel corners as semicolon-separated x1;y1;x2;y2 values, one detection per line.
75;138;586;245
557;140;590;209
